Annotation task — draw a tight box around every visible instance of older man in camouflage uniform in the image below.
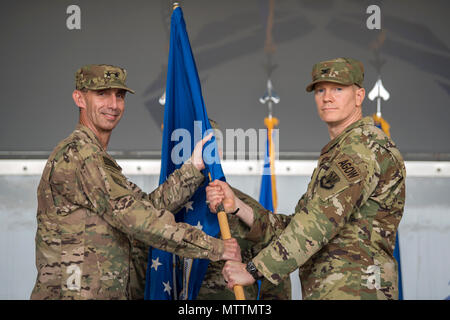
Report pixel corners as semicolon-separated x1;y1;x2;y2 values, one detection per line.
209;58;406;300
30;64;240;300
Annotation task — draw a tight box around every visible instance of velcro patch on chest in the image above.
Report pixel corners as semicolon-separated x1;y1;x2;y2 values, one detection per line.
335;155;361;183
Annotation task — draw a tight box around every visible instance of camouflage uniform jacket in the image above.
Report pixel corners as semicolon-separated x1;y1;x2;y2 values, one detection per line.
196;188;292;300
31;124;224;300
247;117;406;300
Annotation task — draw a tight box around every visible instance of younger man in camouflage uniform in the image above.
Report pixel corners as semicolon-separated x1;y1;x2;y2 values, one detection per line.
30;64;240;300
209;58;406;300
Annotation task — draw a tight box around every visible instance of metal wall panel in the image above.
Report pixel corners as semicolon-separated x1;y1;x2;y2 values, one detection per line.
1;160;449;300
1;0;449;155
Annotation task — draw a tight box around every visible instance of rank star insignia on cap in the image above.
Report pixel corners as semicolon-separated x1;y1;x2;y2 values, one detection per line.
75;64;135;94
306;57;364;92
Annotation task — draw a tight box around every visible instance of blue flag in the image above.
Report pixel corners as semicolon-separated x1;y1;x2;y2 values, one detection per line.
144;6;225;300
259;135;274;212
393;233;403;299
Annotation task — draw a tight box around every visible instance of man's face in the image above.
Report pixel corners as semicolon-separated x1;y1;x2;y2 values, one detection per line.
314;82;364;125
80;88;126;132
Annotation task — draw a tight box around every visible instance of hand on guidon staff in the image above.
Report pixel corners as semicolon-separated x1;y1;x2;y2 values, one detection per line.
220;238;242;262
206;180;236;213
222;261;255;290
189;133;214;171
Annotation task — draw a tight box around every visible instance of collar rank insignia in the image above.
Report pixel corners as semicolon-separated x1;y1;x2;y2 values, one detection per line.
320;170;340;189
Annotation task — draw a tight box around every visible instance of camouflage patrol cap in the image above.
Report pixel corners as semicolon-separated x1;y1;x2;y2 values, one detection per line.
306;57;364;92
75;64;135;94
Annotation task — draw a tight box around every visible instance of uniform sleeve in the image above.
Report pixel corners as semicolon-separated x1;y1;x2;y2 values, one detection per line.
75;153;224;261
228;188;256;240
124;163;204;297
252;150;379;285
126;163;205;213
230;186;292;248
128;239;150;299
245;205;292;249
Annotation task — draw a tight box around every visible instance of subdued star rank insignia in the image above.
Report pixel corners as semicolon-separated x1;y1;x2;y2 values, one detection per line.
320;170;340;189
321;68;330;75
105;71;119;79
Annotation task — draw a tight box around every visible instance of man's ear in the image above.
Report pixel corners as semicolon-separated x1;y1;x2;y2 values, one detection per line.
355;87;365;107
72;90;87;110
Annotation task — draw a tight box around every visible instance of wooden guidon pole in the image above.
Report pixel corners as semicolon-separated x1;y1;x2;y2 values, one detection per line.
216;203;246;300
209;174;246;300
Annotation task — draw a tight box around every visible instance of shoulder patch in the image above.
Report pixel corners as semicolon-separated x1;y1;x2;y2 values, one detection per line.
101;155;130;199
316;167;349;201
335;155;361;182
319;170;340;189
103;167;131;199
102;155;122;173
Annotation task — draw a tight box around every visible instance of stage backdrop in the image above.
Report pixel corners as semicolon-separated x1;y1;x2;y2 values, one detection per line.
0;0;449;157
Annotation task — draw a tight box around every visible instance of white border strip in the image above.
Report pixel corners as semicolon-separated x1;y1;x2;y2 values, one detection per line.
1;159;449;177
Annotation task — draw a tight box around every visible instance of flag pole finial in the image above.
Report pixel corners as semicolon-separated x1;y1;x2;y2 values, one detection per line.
173;2;180;10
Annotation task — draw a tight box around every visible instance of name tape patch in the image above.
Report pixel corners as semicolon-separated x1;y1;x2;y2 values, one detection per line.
336;155;361;182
